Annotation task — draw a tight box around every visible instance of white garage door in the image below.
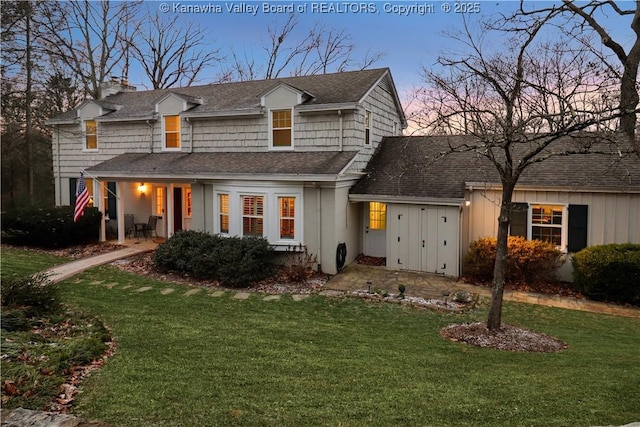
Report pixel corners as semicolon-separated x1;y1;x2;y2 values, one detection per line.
387;204;460;276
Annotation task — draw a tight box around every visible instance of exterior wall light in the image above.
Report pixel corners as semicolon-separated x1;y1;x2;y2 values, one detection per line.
138;183;146;194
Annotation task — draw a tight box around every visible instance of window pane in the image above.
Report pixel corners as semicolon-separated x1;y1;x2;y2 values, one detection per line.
86;134;97;150
280;219;295;239
279;197;295;239
219;194;229;233
272;110;291;128
185;189;192;217
165;132;180;148
369;202;386;230
242;196;264;236
165;115;180;132
273;129;291;146
85;120;97;149
272;110;292;147
156;187;164;215
532;226;562;246
531;204;563;246
243;217;263;236
364;111;371;145
532;205;563;225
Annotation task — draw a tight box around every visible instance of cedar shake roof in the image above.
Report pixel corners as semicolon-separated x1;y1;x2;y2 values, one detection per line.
350;135;640;199
86;151;359;178
49;68;405;124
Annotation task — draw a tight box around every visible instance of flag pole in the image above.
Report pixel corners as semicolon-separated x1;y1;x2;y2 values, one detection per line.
80;168;120;200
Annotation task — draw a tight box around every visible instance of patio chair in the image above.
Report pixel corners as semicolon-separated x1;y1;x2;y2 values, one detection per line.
124;214;134;238
136;215;158;240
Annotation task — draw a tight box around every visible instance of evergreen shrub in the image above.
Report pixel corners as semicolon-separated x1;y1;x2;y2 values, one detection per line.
153;230;275;287
1;206;101;248
572;244;640;305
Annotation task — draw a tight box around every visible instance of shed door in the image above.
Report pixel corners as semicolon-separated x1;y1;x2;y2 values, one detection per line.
364;202;387;257
387;204;459;276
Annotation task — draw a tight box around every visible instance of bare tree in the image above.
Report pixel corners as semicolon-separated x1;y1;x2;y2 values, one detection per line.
40;0;141;99
130;10;223;89
221;14;384;81
514;1;640;147
415;19;632;331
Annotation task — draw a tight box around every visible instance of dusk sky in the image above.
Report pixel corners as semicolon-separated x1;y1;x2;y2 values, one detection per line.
131;1;632;101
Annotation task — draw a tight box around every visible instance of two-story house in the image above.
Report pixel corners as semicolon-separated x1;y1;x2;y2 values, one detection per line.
47;69;407;275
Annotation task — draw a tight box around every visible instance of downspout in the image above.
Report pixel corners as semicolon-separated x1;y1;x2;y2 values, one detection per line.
185;117;194;153
146;120;154;153
55;125;62;206
315;182;323;272
338;110;343;152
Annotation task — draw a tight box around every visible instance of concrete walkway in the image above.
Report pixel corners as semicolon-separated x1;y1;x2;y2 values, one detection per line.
324;263;640;319
43;240;157;284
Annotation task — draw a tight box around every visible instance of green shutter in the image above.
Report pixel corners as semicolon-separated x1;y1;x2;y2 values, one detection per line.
107;182;117;219
509;203;529;238
568;205;588;252
69;178;77;206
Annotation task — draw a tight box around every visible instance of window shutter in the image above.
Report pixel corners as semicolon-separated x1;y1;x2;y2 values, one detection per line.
69;178;77;206
568;205;588;252
509;203;529;238
107;182;117;219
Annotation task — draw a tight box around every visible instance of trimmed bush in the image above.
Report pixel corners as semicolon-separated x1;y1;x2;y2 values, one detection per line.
153;230;275;287
1;273;61;315
572;244;640;305
1;206;101;248
464;236;562;285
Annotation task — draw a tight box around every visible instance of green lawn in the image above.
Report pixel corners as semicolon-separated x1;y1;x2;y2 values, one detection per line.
0;246;69;279
2;249;640;426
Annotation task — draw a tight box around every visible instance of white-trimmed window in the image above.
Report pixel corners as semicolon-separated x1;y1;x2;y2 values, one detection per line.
84;120;98;150
279;197;295;239
163;115;181;149
531;204;564;246
214;185;302;245
242;195;264;236
155;187;164;215
219;193;229;234
364;110;371;145
369;201;386;230
510;203;588;252
270;109;293;149
185;188;192;218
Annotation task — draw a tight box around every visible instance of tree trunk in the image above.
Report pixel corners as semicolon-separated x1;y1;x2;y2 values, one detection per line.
25;2;34;203
487;182;516;331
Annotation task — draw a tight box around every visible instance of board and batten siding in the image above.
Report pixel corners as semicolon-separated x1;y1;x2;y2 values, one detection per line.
465;188;640;250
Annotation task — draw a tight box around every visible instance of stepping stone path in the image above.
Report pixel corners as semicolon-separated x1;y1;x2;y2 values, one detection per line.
81;282;327;303
183;288;202;297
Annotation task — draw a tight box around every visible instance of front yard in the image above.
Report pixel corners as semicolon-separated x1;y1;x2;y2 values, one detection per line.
2;247;639;426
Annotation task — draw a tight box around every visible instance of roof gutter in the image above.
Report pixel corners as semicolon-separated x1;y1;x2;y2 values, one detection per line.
348;194;465;207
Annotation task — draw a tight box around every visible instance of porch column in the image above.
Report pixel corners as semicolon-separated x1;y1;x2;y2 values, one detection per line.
97;180;106;242
117;181;126;245
166;183;174;238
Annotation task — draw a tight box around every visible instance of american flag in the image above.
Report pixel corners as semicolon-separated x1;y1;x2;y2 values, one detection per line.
73;172;90;222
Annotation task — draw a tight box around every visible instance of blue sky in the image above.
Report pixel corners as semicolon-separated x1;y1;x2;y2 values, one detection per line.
133;0;632;98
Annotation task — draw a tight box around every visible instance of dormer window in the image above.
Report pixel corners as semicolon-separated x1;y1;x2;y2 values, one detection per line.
270;109;293;149
84;120;98;150
164;115;181;149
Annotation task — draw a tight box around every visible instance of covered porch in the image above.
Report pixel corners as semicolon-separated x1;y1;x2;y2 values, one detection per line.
91;178;192;245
